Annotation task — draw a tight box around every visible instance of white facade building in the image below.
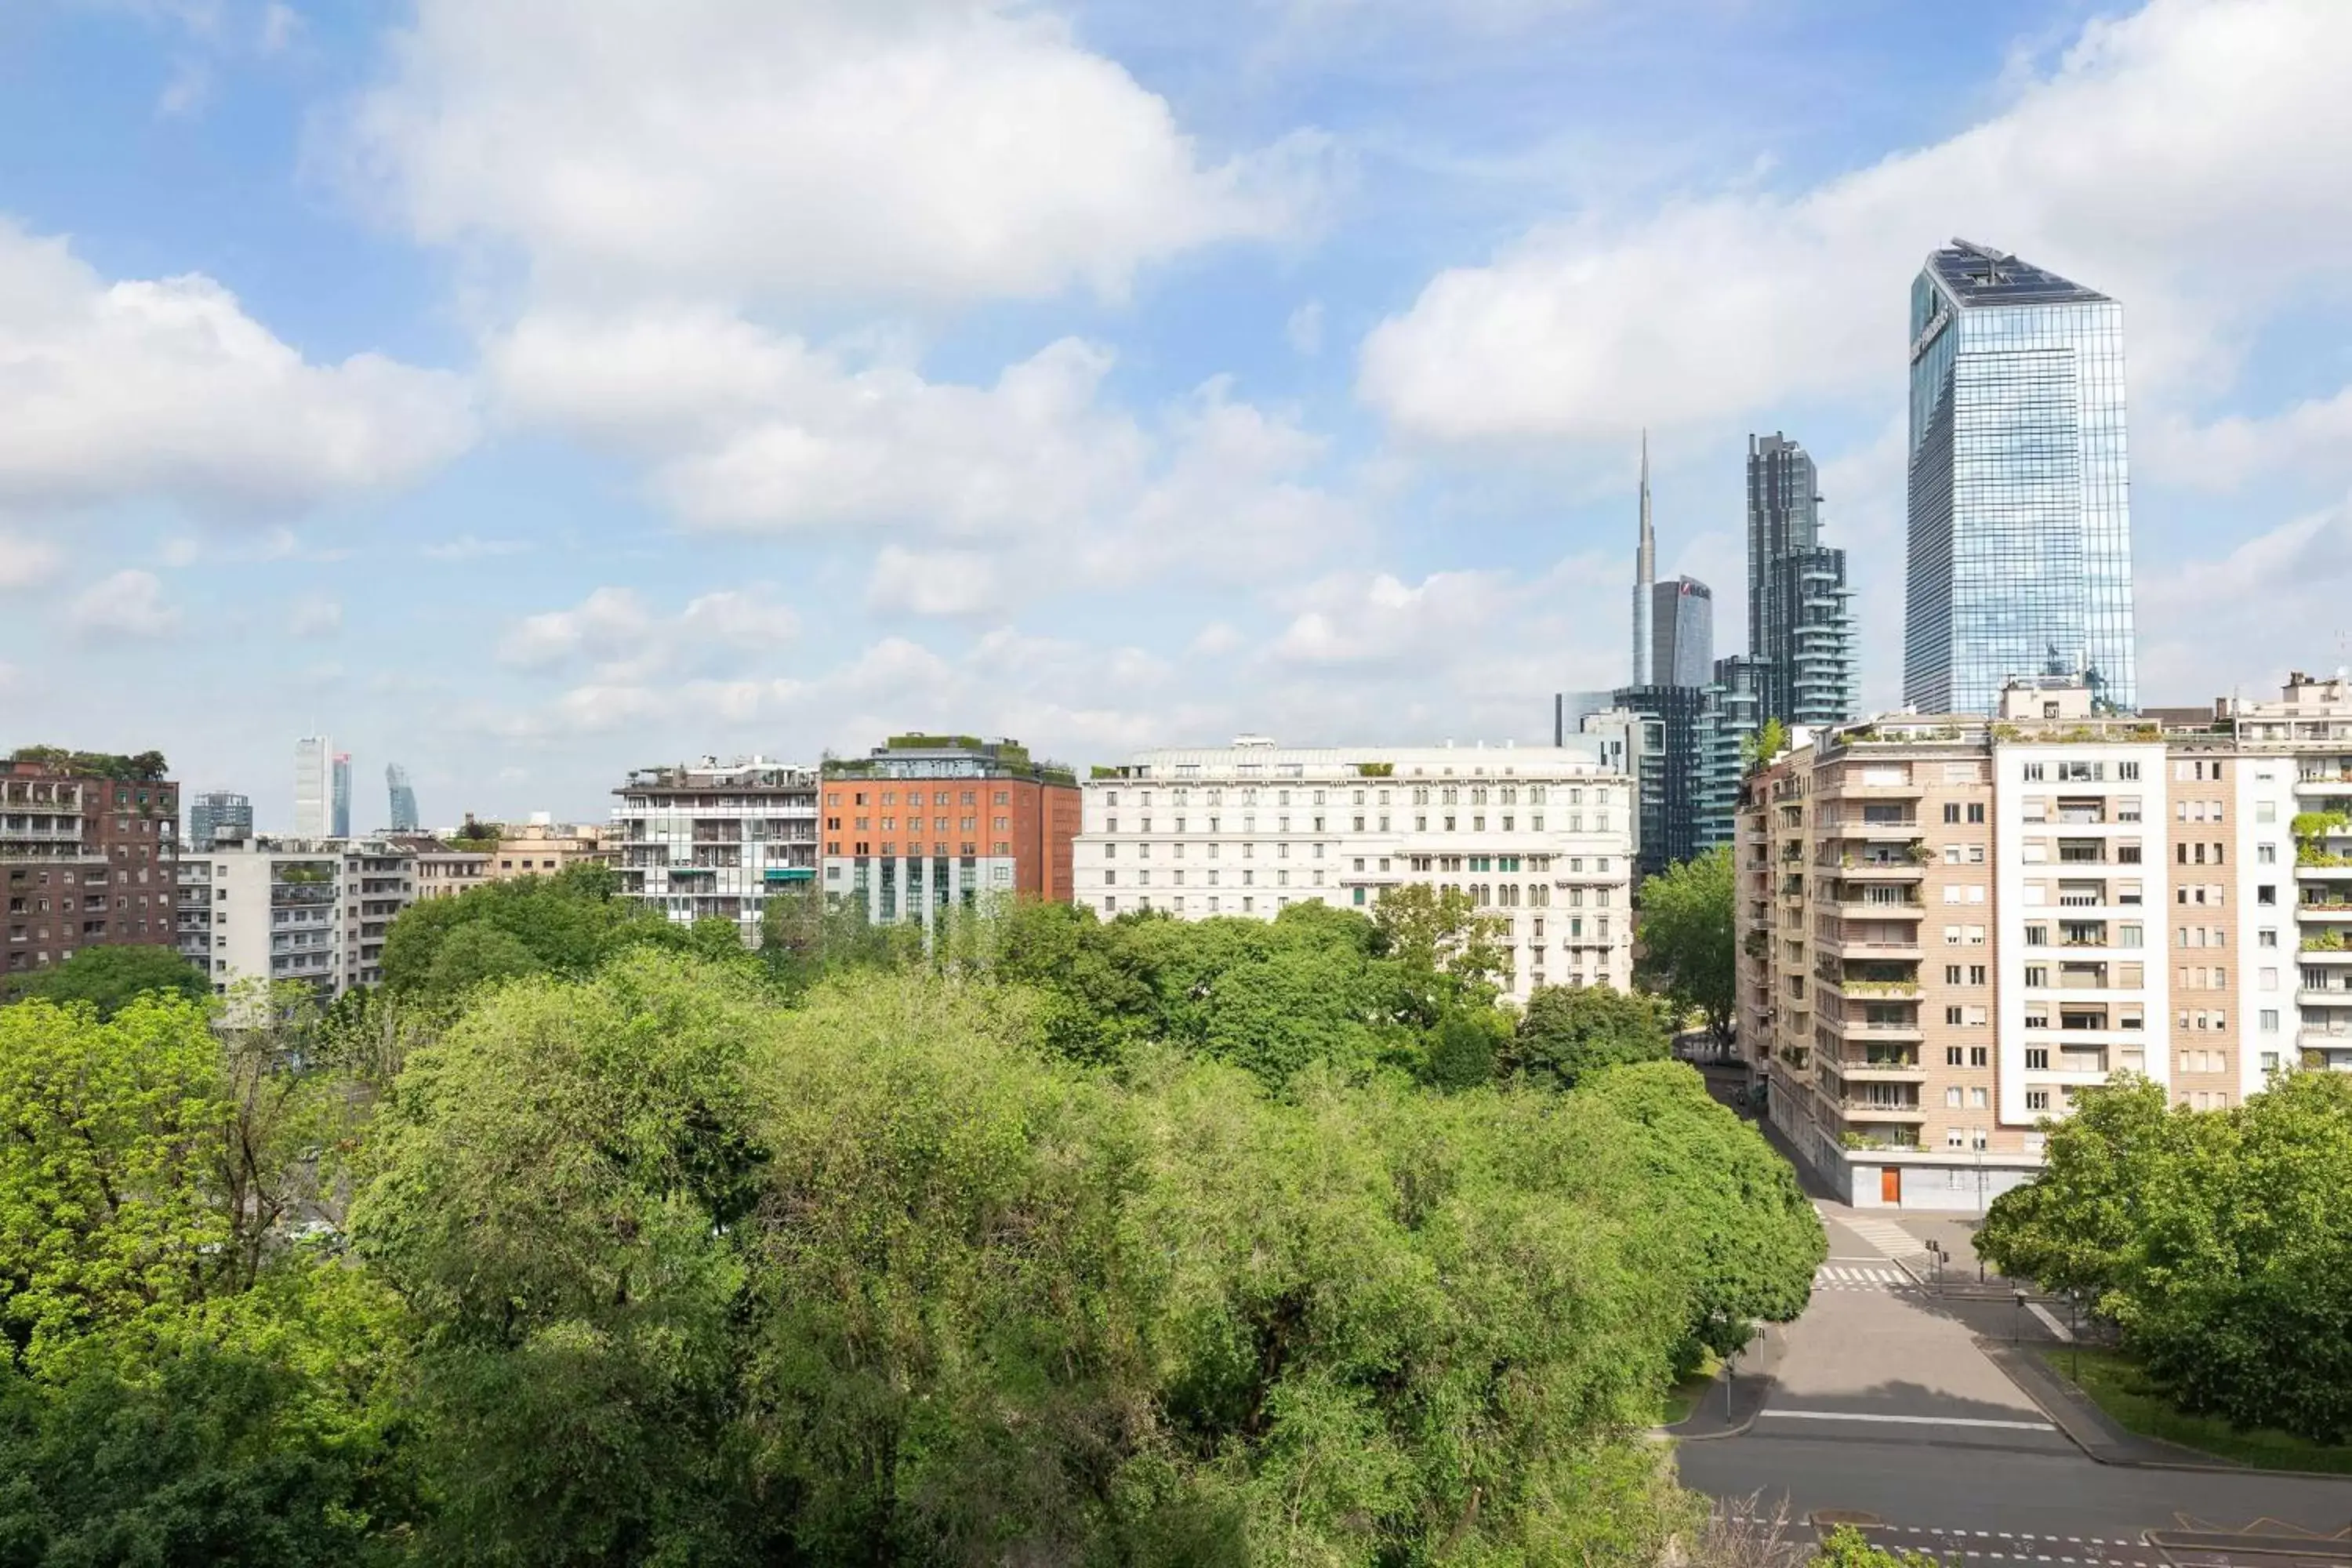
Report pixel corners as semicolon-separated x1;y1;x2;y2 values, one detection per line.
611;757;820;944
1076;739;1637;1002
175;834;416;1000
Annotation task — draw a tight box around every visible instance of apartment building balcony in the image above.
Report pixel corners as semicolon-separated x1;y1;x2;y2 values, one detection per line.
2291;772;2352;797
1822;1016;1926;1044
1831;898;1924;920
2295;900;2352;923
1831;975;1921;998
1838;1097;1927;1122
1836;1054;1927;1080
2297;942;2352;962
1816;933;1924;960
1832;855;1928;880
1824;779;1925;800
1833;820;1926;843
2295;860;2352;882
2296;987;2352;1009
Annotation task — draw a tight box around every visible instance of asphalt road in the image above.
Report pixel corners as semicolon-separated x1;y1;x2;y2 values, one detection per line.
1677;1206;2352;1552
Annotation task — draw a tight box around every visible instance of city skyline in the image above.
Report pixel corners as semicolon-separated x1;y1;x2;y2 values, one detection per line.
4;2;2350;826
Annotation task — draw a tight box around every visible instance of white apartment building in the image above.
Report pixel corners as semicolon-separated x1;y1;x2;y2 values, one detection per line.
175;834;417;1000
2214;671;2352;1078
611;757;820;944
1076;739;1637;1001
1737;677;2336;1211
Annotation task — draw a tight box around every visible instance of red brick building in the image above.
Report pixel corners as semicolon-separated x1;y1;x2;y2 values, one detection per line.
3;751;180;981
820;735;1080;926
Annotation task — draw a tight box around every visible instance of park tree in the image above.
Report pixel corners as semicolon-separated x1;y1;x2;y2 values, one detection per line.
1508;982;1675;1090
1636;847;1737;1049
1372;883;1508;1017
378;861;688;1004
1976;1073;2183;1305
1574;1062;1824;1369
5;942;209;1015
0;993;409;1563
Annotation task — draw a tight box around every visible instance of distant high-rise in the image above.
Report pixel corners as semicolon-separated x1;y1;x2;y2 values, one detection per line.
1650;576;1714;689
1904;240;2135;713
1748;433;1858;727
332;753;352;838
292;737;332;837
1629;431;1656;684
189;790;252;850
387;764;419;832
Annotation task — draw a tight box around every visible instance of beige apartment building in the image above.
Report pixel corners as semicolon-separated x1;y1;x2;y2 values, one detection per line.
1738;676;2332;1210
486;822;613;880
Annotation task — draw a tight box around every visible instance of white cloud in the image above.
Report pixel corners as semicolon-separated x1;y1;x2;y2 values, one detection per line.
866;546;1005;618
496;586;657;670
420;534;530;561
1272;567;1522;666
0;532;64;590
66;569;180;639
2136;492;2352;702
2143;387;2352;494
1191;621;1247;656
287;593;343;637
0;222;475;514
1286;299;1325;356
489;309;1352;594
496;585;799;679
1360;0;2352;442
340;0;1320;304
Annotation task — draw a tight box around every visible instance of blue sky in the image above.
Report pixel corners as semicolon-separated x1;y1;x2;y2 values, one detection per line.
6;0;2352;830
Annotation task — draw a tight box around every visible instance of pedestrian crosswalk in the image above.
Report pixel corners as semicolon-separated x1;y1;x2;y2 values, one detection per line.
1811;1263;1912;1292
1864;1526;2158;1567
1839;1214;1931;1260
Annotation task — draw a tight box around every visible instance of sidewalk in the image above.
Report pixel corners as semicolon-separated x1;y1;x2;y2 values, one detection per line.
1983;1342;2231;1469
1663;1323;1788;1441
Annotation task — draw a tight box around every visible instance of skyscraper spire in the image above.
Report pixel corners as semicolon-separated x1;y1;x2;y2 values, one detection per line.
1630;429;1656;685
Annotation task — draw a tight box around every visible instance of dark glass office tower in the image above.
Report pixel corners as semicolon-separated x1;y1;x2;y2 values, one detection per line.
1904;240;2134;713
1650;576;1714;689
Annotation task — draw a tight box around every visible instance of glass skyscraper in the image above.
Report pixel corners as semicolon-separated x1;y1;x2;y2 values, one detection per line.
189;790;252;851
1904;240;2134;714
387;764;420;832
332;753;352;838
1650;576;1714;688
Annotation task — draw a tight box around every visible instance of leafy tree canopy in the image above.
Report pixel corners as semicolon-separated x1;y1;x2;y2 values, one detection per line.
1510;983;1675;1091
1980;1070;2352;1442
1636;848;1736;1047
5;943;209;1015
377;862;691;1004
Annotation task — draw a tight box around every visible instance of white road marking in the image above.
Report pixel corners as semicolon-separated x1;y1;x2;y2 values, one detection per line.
1759;1409;2056;1431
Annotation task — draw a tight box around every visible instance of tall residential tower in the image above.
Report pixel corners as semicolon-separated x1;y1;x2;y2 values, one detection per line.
1904;241;2134;713
1748;432;1858;727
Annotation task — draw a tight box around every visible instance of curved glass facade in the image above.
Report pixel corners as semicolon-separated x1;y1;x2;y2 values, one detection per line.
1903;243;2135;714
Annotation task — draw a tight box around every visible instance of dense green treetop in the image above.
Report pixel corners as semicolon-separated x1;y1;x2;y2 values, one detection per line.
3;942;210;1014
1980;1070;2352;1442
377;862;699;1004
1635;848;1736;1047
1509;984;1675;1091
343;951;1814;1565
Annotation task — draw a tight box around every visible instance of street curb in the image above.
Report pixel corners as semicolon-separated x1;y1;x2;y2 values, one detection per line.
1654;1403;1759;1444
1980;1341;2339;1479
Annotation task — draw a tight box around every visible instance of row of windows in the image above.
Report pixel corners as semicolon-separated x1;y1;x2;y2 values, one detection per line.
829;789;1014;808
830;842;1014;858
834;816;1011;833
1101;812;1601;837
1100;785;1606;808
